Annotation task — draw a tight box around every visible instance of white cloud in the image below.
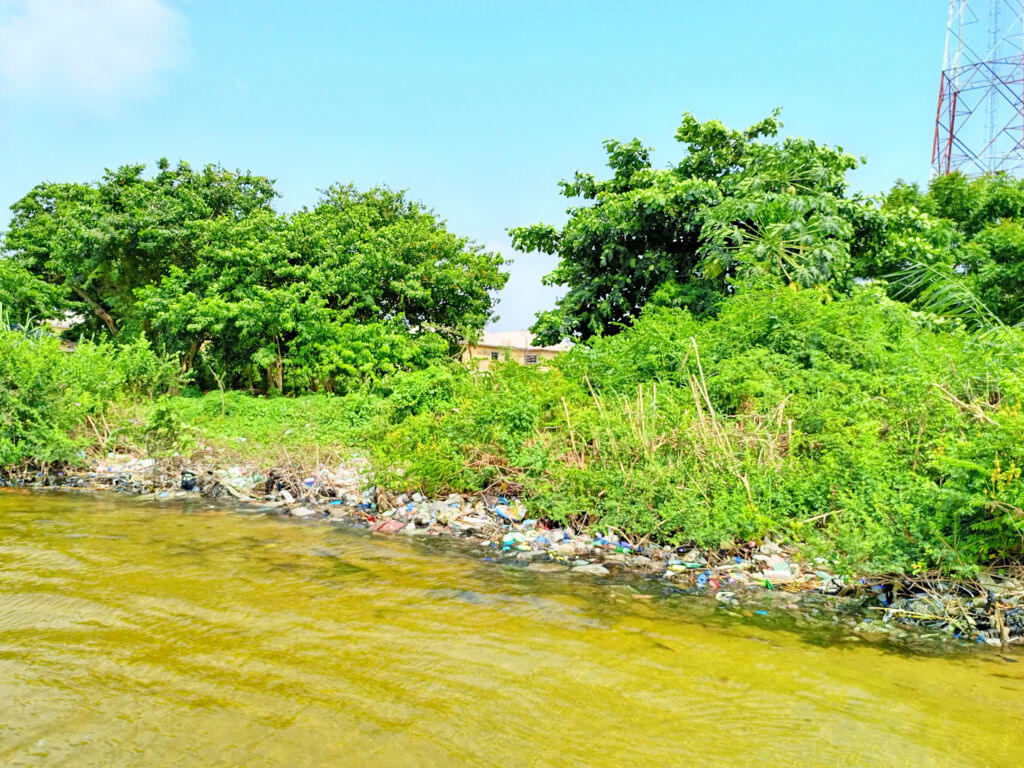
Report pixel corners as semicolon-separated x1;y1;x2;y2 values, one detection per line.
0;0;185;104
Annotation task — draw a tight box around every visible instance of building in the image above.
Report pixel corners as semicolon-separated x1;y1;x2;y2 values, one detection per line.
460;330;571;371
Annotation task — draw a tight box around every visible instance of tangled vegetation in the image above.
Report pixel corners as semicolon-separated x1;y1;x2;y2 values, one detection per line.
5;112;1024;576
0;317;180;467
366;287;1024;574
512;110;865;344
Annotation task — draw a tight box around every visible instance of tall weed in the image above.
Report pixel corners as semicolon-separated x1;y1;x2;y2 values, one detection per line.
371;286;1024;573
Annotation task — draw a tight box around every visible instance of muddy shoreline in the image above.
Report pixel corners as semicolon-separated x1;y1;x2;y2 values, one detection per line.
7;453;1024;651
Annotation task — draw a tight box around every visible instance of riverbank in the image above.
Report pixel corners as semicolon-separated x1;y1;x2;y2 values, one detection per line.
9;286;1024;594
12;449;1024;650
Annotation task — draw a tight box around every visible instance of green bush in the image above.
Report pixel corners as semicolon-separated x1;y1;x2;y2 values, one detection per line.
0;328;180;466
159;388;381;458
370;285;1024;574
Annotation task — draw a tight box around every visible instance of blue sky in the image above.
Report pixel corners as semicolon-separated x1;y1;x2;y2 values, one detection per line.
1;0;948;329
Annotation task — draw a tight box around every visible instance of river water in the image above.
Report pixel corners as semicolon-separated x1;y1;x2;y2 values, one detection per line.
0;492;1021;767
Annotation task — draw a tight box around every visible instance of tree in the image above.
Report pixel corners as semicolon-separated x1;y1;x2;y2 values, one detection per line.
511;112;864;345
5;160;509;393
0;237;66;323
290;185;507;347
4;159;278;337
136;185;507;392
860;172;1024;327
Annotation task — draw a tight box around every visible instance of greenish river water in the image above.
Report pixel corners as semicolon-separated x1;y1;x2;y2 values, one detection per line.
1;492;1021;767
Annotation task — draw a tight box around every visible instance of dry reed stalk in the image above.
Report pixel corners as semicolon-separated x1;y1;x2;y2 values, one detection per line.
690;338;718;418
584;373;605;415
736;471;753;505
561;396;582;469
932;382;996;424
85;415;106;450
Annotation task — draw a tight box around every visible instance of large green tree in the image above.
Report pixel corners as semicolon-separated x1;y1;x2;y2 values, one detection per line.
4;161;507;393
0;242;65;323
135;185;506;391
4;159;277;337
290;185;506;343
511;112;865;344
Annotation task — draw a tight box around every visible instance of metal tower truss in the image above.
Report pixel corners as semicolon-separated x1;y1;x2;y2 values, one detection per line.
933;0;1024;176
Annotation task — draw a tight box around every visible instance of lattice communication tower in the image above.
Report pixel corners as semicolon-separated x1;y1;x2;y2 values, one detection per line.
933;0;1024;176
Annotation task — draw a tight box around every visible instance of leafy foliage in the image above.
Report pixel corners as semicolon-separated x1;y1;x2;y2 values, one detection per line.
862;172;1024;328
369;287;1024;574
3;163;507;393
511;112;863;344
0;325;180;467
4;159;277;338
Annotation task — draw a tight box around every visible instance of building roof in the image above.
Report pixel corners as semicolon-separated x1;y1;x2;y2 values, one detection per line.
476;330;572;352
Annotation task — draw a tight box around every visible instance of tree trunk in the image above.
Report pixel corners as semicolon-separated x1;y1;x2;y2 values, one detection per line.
273;356;284;392
70;285;118;336
263;338;285;392
181;338;203;373
264;361;284;392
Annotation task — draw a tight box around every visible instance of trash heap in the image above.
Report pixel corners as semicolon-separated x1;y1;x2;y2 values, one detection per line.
220;468;866;605
14;453;1024;647
873;574;1024;646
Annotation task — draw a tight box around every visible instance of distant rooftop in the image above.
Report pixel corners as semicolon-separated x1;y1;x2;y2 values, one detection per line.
475;331;572;353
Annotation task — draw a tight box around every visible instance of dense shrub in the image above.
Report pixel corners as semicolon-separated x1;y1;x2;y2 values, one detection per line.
0;328;180;466
167;388;381;456
370;285;1024;574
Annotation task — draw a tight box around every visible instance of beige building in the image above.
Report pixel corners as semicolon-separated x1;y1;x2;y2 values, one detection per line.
460;330;571;371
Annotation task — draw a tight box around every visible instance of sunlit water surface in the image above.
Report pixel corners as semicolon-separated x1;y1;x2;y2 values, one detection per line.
0;492;1021;767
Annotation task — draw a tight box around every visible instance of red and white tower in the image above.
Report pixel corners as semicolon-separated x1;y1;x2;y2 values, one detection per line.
933;0;1024;175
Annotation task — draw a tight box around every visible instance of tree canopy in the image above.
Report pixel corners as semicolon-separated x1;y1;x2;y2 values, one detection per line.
1;161;507;392
511;112;864;345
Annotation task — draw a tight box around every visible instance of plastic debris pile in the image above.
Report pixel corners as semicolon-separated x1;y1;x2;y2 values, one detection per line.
872;574;1024;646
12;453;1023;647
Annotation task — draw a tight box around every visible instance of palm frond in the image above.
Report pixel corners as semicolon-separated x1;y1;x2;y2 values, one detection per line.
889;261;1008;337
